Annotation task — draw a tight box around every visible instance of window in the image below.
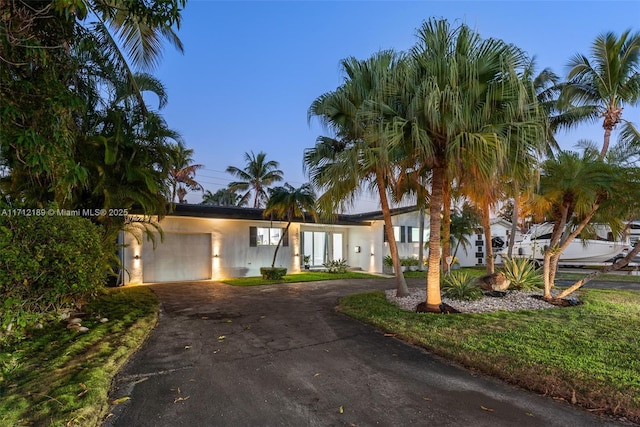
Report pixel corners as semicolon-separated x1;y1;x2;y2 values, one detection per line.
250;227;288;247
408;226;429;243
383;226;405;242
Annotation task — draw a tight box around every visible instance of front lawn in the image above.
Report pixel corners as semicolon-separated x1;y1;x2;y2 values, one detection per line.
222;270;381;286
338;288;640;423
0;286;159;426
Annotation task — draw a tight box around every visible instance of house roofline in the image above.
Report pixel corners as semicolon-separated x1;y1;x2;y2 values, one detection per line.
165;204;374;226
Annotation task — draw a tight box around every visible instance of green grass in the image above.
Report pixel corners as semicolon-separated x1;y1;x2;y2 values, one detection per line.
0;286;159;427
338;288;640;423
222;270;381;286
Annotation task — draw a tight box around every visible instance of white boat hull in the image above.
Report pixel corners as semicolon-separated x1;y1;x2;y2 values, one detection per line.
510;239;627;264
504;223;628;265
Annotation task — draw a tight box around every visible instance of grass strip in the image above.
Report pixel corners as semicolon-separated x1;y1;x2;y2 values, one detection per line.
338;288;640;423
222;270;381;286
0;286;159;426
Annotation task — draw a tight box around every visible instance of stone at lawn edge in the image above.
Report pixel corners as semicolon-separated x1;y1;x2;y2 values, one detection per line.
477;272;511;292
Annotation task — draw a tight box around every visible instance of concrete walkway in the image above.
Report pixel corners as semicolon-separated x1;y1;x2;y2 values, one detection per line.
103;278;628;426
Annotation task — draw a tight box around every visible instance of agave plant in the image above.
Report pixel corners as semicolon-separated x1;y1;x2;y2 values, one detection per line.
441;272;484;301
501;257;543;290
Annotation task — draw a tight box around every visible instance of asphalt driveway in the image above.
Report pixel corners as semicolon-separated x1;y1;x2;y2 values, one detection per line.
103;278;627;426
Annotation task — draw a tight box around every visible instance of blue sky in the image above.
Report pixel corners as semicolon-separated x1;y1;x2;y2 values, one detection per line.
151;1;640;210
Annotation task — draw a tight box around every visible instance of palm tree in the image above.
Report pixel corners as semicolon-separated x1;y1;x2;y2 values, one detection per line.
534;149;619;298
263;183;317;268
226;151;283;208
167;142;204;203
202;188;244;206
304;50;411;297
0;1;186;206
564;29;640;157
386;19;545;311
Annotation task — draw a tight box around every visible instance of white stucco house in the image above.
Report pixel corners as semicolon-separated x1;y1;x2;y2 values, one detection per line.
120;204;515;284
455;218;517;267
120;204;431;284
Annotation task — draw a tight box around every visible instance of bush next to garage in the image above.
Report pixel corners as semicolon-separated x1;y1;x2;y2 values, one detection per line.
260;267;287;280
0;213;109;344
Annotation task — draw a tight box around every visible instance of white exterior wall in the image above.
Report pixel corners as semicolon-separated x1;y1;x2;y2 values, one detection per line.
122;215;376;283
380;211;430;269
456;219;514;267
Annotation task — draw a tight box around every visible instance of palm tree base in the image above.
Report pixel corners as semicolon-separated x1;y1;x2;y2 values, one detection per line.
416;302;460;314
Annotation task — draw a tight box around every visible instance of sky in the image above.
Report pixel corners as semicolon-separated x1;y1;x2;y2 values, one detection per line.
149;0;640;211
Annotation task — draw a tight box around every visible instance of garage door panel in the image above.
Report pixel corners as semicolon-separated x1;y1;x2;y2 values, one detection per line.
143;233;211;282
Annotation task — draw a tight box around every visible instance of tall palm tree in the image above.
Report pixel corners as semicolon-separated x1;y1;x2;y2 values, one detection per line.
304;50;411;297
386;19;545;311
167;141;204;203
263;183;317;268
564;29;640;157
226;151;284;208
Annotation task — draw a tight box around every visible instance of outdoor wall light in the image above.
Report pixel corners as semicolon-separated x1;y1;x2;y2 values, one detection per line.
294;253;299;257
370;252;375;256
213;254;219;258
354;246;361;253
133;255;140;260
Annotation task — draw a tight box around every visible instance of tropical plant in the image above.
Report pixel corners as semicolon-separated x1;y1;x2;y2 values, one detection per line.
0;212;108;341
441;272;483;301
0;0;186;207
563;29;640;157
263;183;317;268
500;257;543;291
167;141;204;203
448;204;481;262
323;259;349;274
385;19;545;311
533;149;620;298
304;50;411;297
227;151;284;208
201;188;244;206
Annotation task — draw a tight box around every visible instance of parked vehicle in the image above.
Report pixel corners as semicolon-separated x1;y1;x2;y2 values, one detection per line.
500;223;628;267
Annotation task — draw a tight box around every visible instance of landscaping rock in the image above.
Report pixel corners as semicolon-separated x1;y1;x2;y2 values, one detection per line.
477;272;511;292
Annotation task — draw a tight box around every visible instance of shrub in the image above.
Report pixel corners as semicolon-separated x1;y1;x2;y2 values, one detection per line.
323;259;349;273
383;255;393;268
501;257;543;290
0;214;108;342
441;271;483;301
260;267;287;280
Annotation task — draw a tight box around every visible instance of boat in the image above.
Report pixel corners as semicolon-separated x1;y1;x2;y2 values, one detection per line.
501;223;629;267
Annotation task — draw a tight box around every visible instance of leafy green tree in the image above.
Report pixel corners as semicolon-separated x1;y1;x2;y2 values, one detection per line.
0;0;186;206
563;29;640;157
304;50;411;297
226;151;284;208
263;183;317;268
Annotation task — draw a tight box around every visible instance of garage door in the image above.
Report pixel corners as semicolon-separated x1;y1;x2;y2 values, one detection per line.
143;233;212;282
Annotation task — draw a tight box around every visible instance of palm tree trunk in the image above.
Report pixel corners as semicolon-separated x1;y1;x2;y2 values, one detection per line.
557;240;640;299
418;207;425;271
425;165;445;312
441;179;452;274
377;174;409;297
507;182;520;258
601;127;612;158
271;222;291;268
481;198;494;274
